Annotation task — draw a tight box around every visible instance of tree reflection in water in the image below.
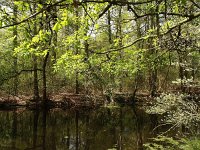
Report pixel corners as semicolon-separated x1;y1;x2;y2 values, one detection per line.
0;106;154;150
12;110;17;149
33;109;39;149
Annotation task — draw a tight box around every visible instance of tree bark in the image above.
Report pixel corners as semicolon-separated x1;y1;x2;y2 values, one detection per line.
75;7;79;94
13;1;18;96
42;52;49;102
118;6;123;92
149;0;160;97
108;10;112;44
33;2;39;100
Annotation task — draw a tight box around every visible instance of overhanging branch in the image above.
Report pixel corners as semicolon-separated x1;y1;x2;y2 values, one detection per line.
0;0;66;29
98;3;112;18
165;12;200;34
94;12;200;54
1;69;42;83
190;0;200;9
82;0;155;5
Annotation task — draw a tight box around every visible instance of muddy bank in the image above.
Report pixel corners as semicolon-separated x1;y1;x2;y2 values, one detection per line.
1;91;200;109
0;93;142;109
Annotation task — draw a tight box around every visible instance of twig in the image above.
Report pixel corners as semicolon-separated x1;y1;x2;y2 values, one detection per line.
98;3;112;19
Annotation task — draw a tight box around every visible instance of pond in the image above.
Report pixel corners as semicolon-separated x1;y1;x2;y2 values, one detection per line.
0;106;159;150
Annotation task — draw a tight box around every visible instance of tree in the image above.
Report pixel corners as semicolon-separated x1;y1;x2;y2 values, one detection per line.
12;0;18;96
0;0;199;102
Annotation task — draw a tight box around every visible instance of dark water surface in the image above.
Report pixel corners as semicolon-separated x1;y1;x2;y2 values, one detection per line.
0;106;158;150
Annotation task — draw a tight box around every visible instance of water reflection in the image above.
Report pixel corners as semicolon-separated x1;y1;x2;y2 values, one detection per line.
12;110;17;149
33;109;39;149
0;106;155;150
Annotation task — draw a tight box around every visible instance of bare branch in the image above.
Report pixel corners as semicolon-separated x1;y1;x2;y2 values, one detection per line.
190;0;200;9
81;4;95;24
98;3;112;19
127;5;139;18
82;0;156;5
165;12;200;34
1;69;42;83
94;12;200;54
135;12;196;20
94;36;155;54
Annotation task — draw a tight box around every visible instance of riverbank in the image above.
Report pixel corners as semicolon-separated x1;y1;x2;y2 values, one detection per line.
0;92;148;109
1;90;199;109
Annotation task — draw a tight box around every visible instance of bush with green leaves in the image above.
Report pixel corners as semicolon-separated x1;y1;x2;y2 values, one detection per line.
145;93;200;126
144;136;200;150
144;93;200;150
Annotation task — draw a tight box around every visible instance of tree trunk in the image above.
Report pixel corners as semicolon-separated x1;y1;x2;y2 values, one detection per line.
33;56;39;100
134;19;142;98
118;6;123;92
42;0;50;102
42;52;49;102
75;8;79;94
13;1;18;96
49;2;58;93
33;2;39;100
149;1;160;97
108;10;112;44
84;6;91;94
52;2;57;64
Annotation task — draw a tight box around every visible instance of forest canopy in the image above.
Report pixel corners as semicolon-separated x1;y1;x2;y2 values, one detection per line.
0;0;199;101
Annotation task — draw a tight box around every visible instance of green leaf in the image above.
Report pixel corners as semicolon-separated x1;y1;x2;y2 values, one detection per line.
53;22;61;32
32;36;39;43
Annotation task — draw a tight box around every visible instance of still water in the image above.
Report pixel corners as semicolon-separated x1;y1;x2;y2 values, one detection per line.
0;106;158;150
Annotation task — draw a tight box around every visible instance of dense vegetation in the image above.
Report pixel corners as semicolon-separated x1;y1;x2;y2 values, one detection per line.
0;1;199;149
0;0;199;102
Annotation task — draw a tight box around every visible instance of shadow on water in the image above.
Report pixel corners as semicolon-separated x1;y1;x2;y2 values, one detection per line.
0;106;160;150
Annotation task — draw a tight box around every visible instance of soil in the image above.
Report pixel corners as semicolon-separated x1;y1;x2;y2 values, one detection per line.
0;92;141;109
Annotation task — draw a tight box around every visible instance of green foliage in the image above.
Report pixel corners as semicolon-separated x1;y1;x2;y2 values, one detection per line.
0;0;199;95
55;51;87;76
144;136;179;150
180;138;200;150
144;136;200;150
146;93;200;126
146;93;185;114
14;30;51;57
